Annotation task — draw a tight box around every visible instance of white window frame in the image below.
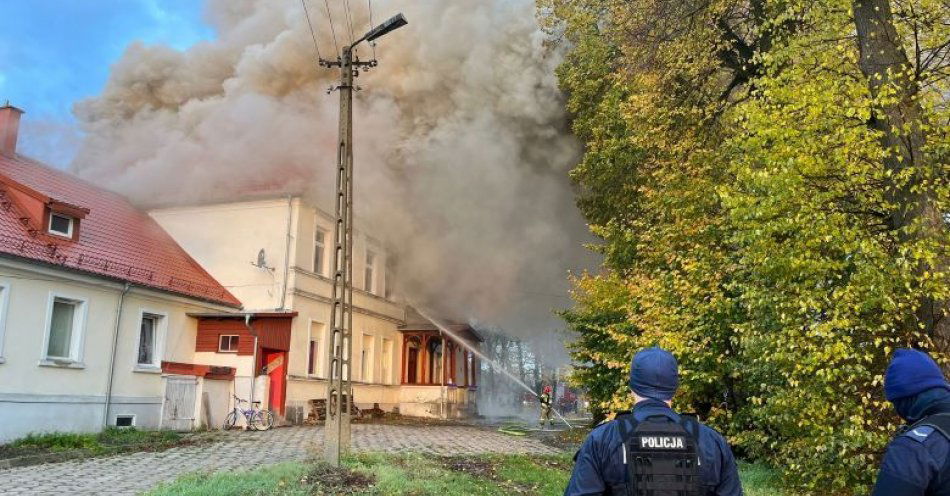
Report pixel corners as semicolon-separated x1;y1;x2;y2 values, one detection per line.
314;224;328;276
218;334;239;353
364;249;377;294
0;281;10;364
133;309;167;372
361;333;374;383
308;319;325;378
381;338;393;385
307;337;320;376
39;292;88;368
48;212;75;237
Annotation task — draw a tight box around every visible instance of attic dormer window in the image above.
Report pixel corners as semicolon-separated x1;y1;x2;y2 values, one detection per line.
49;213;74;237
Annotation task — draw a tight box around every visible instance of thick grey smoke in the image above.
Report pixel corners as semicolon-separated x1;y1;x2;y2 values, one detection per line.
71;0;595;343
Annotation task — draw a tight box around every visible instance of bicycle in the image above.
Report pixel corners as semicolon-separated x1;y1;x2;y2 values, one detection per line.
223;394;275;431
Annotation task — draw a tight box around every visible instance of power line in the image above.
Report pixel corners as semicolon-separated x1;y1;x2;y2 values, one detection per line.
300;0;323;60
322;0;339;56
343;0;356;47
367;0;376;59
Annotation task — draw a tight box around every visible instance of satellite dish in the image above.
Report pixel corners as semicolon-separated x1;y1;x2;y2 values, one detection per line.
251;248;275;272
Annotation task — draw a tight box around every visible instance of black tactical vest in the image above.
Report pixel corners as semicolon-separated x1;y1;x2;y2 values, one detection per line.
904;412;950;495
617;413;702;496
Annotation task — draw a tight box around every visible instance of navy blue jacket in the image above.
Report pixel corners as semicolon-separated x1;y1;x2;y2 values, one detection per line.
564;399;743;495
872;394;950;496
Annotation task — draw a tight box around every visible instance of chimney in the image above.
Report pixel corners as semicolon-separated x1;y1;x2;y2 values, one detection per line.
0;102;24;156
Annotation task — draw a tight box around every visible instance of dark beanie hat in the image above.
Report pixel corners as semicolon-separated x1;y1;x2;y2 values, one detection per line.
884;349;949;402
629;347;679;401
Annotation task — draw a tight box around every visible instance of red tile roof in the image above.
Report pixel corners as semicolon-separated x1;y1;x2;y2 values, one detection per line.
0;153;241;308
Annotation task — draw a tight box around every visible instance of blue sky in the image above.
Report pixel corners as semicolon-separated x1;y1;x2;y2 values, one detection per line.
0;0;212;166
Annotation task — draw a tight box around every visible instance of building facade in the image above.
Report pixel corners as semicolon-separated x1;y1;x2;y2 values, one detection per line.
0;104;242;442
151;198;481;421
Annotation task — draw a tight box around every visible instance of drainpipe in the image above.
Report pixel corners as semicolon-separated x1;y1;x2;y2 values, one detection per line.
278;195;293;310
244;314;259;408
103;282;132;428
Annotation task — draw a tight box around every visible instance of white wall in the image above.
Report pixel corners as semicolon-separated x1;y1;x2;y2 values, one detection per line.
150;198;478;422
153;198;410;417
198;377;232;430
150;199;293;311
0;259;232;442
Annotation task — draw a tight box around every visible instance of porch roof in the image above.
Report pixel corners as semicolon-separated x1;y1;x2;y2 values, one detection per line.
399;307;483;343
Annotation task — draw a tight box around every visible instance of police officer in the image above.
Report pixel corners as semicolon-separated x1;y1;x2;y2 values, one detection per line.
872;349;950;495
564;347;742;495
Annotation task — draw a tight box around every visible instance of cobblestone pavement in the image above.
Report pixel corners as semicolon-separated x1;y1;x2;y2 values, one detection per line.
0;424;559;495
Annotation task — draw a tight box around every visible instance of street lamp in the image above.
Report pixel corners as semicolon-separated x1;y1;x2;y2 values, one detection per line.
358;13;408;45
321;13;407;467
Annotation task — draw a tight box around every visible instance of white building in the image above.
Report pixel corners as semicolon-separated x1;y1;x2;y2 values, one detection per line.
0;100;481;443
0;104;243;442
151;197;482;422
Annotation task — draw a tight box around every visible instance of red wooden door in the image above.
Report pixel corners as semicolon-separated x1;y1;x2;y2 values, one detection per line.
263;349;286;415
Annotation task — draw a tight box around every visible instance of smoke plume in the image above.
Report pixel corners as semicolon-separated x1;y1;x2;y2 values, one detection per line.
71;0;595;344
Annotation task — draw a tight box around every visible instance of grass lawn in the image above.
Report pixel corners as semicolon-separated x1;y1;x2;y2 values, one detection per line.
0;428;212;462
147;452;792;495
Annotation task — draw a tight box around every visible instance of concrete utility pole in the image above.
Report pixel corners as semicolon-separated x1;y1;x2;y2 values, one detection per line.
320;13;407;467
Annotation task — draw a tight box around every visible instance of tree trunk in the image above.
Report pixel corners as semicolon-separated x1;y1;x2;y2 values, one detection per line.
535;354;544;392
486;335;496;396
516;340;527;383
852;0;950;353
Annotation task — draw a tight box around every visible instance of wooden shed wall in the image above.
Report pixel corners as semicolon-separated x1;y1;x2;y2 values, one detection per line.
196;319;255;355
196;317;292;356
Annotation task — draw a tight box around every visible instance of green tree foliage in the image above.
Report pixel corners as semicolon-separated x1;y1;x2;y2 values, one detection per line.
543;0;950;492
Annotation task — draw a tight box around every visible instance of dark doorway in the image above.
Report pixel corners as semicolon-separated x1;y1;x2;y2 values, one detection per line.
407;347;419;384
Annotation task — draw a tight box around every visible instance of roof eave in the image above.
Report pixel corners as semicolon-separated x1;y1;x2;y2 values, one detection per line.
0;251;243;309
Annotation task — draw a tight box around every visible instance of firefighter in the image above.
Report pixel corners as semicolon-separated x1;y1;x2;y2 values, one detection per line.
564;347;742;496
540;385;554;429
871;349;950;496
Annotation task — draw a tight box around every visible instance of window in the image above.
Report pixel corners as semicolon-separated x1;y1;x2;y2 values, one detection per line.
381;339;393;385
405;337;421;384
48;213;74;237
428;339;443;384
308;339;319;375
219;335;239;352
115;415;135;428
361;334;374;382
137;313;162;366
364;250;376;294
308;321;324;377
314;227;327;275
45;296;85;362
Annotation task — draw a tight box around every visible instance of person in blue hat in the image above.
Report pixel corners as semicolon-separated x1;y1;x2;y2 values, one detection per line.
872;349;950;495
564;347;742;495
